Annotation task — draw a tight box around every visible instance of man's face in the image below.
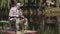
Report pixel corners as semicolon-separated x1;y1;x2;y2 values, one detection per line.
17;5;21;10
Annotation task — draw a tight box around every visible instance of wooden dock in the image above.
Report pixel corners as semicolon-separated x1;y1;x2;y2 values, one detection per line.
0;30;38;34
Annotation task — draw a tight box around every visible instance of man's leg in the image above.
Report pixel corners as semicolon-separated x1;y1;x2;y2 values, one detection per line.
15;18;20;34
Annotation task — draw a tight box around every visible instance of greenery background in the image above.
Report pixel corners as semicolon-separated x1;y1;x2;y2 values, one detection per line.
0;0;60;34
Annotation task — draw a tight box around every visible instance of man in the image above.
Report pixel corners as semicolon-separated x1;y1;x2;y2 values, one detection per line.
9;3;28;34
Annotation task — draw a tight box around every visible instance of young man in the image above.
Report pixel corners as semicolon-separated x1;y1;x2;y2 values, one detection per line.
9;3;28;34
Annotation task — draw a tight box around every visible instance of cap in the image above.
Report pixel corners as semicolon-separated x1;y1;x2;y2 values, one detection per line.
17;3;21;6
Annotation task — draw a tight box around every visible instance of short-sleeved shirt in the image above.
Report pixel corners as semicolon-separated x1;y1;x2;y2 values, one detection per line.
9;7;23;17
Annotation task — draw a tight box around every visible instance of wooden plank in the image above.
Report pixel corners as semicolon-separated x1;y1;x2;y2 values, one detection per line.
0;30;38;34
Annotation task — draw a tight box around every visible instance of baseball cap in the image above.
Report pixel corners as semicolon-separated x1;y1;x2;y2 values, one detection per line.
17;3;21;6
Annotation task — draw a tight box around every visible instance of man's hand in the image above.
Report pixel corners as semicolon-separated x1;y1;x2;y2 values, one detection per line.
16;15;19;17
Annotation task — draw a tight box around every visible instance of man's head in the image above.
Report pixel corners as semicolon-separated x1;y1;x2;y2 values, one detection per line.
16;3;21;10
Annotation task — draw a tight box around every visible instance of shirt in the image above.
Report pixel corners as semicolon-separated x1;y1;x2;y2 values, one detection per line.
9;7;23;17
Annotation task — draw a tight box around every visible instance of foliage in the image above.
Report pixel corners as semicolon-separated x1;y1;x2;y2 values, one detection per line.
0;0;24;9
45;7;60;16
0;0;60;34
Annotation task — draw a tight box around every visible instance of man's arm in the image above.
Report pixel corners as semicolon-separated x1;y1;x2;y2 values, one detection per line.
19;9;25;18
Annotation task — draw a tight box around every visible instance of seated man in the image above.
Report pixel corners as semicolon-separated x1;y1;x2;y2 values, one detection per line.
9;3;28;34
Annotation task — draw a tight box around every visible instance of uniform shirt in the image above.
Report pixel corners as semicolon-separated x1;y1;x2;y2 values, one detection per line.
9;7;23;17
